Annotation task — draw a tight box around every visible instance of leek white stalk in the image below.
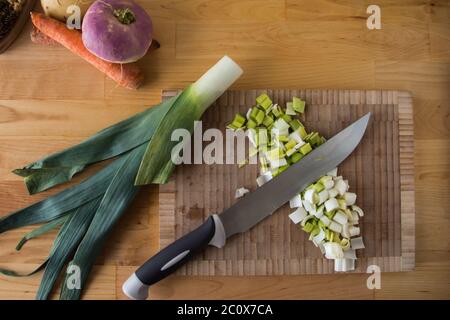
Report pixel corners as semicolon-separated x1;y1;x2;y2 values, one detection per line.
136;56;243;185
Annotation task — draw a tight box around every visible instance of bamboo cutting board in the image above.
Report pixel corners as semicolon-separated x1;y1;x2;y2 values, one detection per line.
159;89;415;276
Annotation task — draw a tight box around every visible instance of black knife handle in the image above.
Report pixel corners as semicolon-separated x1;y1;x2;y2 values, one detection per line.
122;214;225;300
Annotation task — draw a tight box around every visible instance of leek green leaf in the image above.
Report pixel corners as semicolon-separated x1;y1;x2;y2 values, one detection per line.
36;198;101;300
16;215;69;251
60;145;145;299
0;154;127;233
13;96;177;194
0;261;47;277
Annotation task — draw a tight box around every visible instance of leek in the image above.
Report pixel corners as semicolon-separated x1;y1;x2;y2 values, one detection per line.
0;56;243;299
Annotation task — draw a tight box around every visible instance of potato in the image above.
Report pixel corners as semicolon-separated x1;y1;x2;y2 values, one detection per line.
41;0;94;22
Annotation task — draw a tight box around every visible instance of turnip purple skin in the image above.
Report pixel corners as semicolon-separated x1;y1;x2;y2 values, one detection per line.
82;0;153;63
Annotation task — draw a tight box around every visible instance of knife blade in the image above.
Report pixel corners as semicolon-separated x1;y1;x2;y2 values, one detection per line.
123;113;371;300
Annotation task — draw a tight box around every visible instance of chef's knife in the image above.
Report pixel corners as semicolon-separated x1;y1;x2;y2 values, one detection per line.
123;113;371;300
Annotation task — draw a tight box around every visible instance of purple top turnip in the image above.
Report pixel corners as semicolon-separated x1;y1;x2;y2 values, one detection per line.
82;0;153;63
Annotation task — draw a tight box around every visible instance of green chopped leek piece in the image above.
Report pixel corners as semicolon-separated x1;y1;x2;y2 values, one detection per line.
299;143;312;155
293;97;305;113
271;105;283;117
285;139;297;150
256;93;270;106
227;113;246;130
318;220;327;228
278;164;289;173
311;226;321;237
260;98;272;110
319;175;332;184
338;199;347;210
247;119;257;129
325;210;336;219
289;119;302;130
313;182;325;193
302;222;314;233
298;126;307;139
290;152;303;163
250;107;259;119
258;130;268;146
281;114;292;123
278;135;289;142
254;109;265;125
333;232;341;243
262;115;274;127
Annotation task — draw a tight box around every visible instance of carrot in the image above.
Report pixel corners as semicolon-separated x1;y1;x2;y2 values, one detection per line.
30;12;144;90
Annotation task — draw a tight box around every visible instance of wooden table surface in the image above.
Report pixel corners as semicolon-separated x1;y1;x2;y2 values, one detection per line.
0;0;448;300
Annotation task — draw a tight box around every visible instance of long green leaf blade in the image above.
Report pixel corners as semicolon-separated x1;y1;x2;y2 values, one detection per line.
0;262;47;277
13;96;176;194
16;215;69;251
0;154;127;233
36;198;101;300
60;145;145;299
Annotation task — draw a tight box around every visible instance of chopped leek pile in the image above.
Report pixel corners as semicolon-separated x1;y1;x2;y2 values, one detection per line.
228;93;364;272
288;169;365;272
227;94;325;180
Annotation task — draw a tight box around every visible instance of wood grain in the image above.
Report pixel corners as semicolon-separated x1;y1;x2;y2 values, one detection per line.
0;0;448;299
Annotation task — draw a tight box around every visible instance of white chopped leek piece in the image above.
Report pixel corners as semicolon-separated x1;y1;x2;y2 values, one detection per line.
327;168;338;177
289;207;307;224
343;249;356;260
323;180;334;190
328;188;339;198
348;226;360;237
317;190;329;205
350;237;365;249
313;228;326;243
285;148;296;157
342;223;350;238
246;108;252;120
334;258;355;272
318;243;325;254
256;171;273;187
335;179;348;196
285;102;296;115
304;189;318;204
319;215;331;227
313;204;324;218
289;130;304;144
323;242;344;259
269;158;288;169
351;205;364;217
289;195;303;208
324;198;339;212
273;118;290;131
235;187;249;199
333;210;348;225
350;211;359;223
302;199;315;213
329;221;342;233
344;192;356;206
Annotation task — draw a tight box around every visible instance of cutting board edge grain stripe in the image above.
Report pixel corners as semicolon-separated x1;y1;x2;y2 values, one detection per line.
158;89;415;275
